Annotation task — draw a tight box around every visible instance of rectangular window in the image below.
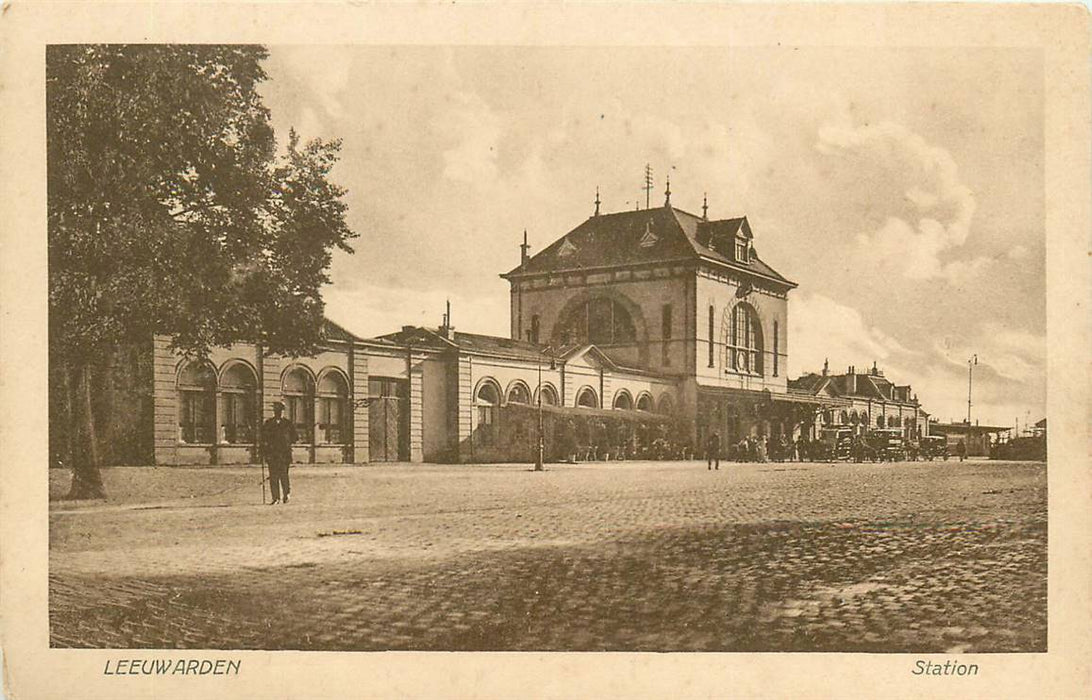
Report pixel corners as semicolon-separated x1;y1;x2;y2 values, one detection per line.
735;240;748;262
531;314;540;344
708;305;715;368
773;321;779;376
662;304;672;366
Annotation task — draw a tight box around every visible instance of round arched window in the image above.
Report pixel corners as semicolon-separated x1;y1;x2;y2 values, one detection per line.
554;297;637;346
538;384;559;406
178;361;216;444
282;367;315;444
507;383;531;405
576;387;598;408
613;391;634;411
727;303;763;375
317;371;349;444
220;363;257;444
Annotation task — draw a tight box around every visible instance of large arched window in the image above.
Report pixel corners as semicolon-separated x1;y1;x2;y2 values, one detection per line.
635;393;654;412
283;367;315;444
554;296;638;347
576;386;599;408
657;394;675;416
178;360;216;444
877;415;885;428
727;303;764;375
475;379;501;446
220;362;257;444
613;390;634;411
318;370;349;444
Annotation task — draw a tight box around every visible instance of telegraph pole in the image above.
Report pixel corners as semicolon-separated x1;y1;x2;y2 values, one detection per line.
966;354;977;423
643;164;653;210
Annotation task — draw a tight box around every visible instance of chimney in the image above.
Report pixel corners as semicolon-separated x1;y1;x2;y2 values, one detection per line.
822;358;829;377
846;368;857;394
519;230;531;268
439;299;455;340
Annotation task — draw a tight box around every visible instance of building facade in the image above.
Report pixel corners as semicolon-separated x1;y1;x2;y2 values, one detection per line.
112;188;922;466
788;361;930;440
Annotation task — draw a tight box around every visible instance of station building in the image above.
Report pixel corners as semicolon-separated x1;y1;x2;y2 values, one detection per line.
788;361;930;441
127;188;883;465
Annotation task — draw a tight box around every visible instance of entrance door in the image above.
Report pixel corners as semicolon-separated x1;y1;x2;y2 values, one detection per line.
368;378;408;462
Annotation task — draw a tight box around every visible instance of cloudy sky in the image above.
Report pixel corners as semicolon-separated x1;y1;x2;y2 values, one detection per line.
258;45;1044;428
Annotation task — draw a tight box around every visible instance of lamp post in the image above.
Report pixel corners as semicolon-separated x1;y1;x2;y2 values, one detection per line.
534;346;555;472
966;354;977;424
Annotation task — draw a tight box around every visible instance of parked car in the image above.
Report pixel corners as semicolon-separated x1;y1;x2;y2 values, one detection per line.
817;427;854;461
920;435;949;461
867;428;907;462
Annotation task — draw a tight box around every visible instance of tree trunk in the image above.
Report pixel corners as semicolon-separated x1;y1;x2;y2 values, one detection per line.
66;361;107;499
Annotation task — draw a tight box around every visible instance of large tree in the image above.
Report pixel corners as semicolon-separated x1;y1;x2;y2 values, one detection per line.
47;45;355;498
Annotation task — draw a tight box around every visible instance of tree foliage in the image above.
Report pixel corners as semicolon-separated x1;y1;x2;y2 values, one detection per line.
47;45;355;497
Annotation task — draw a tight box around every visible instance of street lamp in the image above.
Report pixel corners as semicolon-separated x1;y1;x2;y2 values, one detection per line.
966;354;977;424
535;346;555;471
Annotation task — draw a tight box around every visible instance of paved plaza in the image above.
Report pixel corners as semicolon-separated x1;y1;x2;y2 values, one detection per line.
49;460;1046;652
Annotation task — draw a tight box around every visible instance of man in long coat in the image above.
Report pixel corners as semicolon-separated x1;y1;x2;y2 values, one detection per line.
262;401;298;504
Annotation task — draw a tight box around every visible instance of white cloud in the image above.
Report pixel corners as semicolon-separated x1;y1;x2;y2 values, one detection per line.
817;121;992;282
787;293;914;377
438;91;502;184
932;323;1045;384
322;282;509;340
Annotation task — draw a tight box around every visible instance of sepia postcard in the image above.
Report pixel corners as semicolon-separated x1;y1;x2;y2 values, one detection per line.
1;2;1089;698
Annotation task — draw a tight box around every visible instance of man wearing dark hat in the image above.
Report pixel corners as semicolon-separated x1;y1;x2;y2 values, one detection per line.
262;401;297;504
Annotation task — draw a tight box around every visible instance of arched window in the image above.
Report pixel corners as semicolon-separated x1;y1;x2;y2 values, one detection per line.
475;380;501;446
554;296;637;347
220;363;257;444
576;387;598;409
657;395;675;415
537;384;559;407
635;393;653;412
283;367;315;444
850;411;859;425
839;410;849;425
178;360;216;444
506;382;531;405
318;371;349;444
613;390;634;411
877;415;885;428
727;303;763;375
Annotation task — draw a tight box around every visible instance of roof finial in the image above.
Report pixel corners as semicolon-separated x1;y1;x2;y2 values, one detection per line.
664;174;672;206
822;357;829;376
702;192;708;220
519;229;531;267
594;186;601;217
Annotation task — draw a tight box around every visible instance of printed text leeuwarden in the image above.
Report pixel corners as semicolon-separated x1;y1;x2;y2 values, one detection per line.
104;659;241;676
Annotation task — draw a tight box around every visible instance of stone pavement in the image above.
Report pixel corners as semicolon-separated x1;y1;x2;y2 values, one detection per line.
49;460;1047;652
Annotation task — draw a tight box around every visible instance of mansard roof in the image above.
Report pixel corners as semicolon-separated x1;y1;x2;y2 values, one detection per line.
503;204;795;288
789;369;919;405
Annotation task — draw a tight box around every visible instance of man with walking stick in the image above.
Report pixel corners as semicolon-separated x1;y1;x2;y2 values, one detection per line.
261;401;297;505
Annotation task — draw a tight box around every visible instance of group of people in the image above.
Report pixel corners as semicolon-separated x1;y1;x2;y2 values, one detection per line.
703;431;821;469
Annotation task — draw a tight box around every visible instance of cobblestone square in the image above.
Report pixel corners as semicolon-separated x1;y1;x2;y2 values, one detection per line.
49;460;1046;652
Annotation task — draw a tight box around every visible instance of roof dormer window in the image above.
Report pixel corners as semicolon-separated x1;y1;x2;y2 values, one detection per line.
735;238;749;263
557;238;577;257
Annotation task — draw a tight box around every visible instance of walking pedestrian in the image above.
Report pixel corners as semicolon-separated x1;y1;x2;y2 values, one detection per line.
261;401;297;505
958;439;968;462
705;430;721;470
